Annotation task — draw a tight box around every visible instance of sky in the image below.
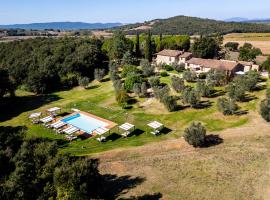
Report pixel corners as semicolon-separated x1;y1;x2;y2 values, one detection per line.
0;0;270;24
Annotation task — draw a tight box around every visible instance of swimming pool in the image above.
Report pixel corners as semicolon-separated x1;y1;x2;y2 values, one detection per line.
62;113;108;134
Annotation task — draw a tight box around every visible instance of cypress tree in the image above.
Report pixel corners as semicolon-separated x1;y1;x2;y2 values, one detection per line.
135;32;140;58
145;30;152;62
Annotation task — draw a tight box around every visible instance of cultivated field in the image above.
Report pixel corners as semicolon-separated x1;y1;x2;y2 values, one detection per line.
224;33;270;55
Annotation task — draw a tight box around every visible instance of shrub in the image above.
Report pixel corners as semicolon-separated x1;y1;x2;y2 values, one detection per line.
149;76;160;88
183;70;197;82
133;83;142;96
121;65;140;78
165;65;174;71
78;77;90;88
140;82;148;97
94;68;106;82
124;74;143;91
162;96;177;112
171;76;185;93
183;122;206;147
217;97;238;115
116;89;130;108
113;79;122;92
173;63;185;72
160;71;169;77
141;59;155;77
198;73;207;79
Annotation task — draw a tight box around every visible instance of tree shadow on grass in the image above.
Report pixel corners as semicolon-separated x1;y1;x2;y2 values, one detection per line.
160;127;172;135
0;94;62;123
194;100;213;109
202;134;224;148
106;132;122;141
86;85;101;90
125;193;163;200
208;90;226;98
241;94;258;102
253;84;267;92
234;110;249;116
101;174;146;199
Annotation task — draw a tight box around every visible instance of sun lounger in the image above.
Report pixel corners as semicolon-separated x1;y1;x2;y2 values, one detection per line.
40;116;54;124
54;121;66;129
65;127;79;135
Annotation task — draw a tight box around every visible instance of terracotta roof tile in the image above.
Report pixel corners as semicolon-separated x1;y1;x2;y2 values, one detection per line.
156;49;183;57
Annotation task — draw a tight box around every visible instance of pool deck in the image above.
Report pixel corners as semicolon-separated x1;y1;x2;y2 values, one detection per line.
56;110;117;135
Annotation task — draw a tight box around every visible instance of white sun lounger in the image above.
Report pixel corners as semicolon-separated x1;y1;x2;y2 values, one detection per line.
62;126;74;133
54;121;66;129
65;127;79;135
40;116;54;124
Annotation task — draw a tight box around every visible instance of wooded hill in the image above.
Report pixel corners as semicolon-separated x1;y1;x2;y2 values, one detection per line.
115;15;270;35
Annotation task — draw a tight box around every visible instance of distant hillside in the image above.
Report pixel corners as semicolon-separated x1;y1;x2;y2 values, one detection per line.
115;16;270;35
225;17;270;24
0;22;122;30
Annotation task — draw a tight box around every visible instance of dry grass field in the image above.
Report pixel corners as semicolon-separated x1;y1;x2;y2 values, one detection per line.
224;33;270;55
95;113;270;199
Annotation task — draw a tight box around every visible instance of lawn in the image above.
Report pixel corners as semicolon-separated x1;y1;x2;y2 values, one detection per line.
1;77;267;155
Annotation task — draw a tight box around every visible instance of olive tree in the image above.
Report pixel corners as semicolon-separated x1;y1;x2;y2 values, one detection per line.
260;89;270;122
183;122;206;147
196;80;213;97
183;70;197;82
94;68;106;82
182;87;201;108
171;76;185;93
217;97;238;115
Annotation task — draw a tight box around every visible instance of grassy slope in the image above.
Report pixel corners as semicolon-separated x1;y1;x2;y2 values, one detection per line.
1;77;268;155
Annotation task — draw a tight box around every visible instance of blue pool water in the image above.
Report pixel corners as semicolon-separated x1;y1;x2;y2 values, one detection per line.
62;113;108;134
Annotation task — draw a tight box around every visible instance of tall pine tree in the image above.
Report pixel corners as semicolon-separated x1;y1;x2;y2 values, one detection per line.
145;30;152;62
135;32;141;58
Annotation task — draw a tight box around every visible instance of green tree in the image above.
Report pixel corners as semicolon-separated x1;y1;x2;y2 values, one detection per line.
0;69;14;99
183;70;197;82
78;77;90;88
140;59;155;77
94;69;106;82
226;82;246;102
260;89;270;122
121;65;140;78
108;31;133;60
196;80;213;97
182;87;201;108
135;32;141;58
206;69;226;86
133;83;142;96
239;43;262;61
261;56;270;72
124;74;143;91
162;96;177;112
191;36;220;59
225;42;239;51
183;122;206;147
116;89;130;108
144;31;152;62
149;76;160;88
122;51;137;65
171;76;185;93
217;97;238;115
140;82;148;97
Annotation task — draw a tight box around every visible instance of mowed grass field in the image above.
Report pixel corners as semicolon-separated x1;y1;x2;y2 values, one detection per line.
224;33;270;55
2;76;267;155
1;75;270;199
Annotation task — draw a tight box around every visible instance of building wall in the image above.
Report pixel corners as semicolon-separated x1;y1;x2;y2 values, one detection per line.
156;55;177;65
